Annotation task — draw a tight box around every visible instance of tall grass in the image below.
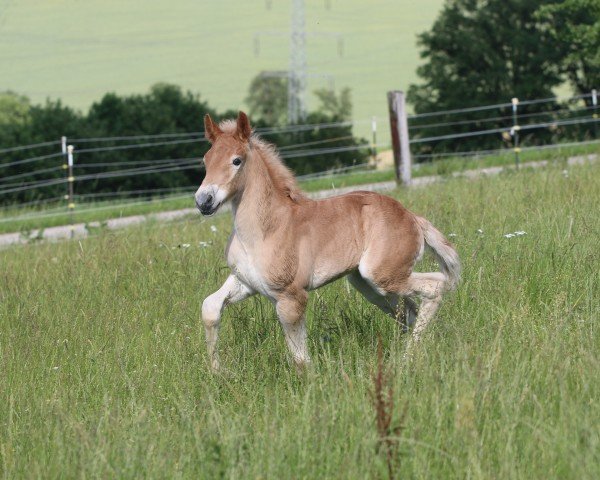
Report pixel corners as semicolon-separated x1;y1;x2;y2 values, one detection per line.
1;163;598;478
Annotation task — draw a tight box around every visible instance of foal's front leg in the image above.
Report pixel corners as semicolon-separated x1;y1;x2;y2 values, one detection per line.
275;291;310;368
202;275;254;371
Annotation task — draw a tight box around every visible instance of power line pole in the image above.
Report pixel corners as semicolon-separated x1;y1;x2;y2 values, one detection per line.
288;0;307;123
254;0;342;124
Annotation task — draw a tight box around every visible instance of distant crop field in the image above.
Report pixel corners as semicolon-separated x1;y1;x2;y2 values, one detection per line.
1;162;598;478
0;0;443;139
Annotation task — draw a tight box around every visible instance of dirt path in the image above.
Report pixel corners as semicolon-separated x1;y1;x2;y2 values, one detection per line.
1;154;596;249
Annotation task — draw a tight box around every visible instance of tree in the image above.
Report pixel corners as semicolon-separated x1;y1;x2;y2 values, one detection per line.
245;73;288;126
0;92;33;155
82;83;215;194
244;76;366;174
407;0;564;153
0;84;215;205
536;0;600;98
1;82;368;206
314;87;352;120
0;91;31;126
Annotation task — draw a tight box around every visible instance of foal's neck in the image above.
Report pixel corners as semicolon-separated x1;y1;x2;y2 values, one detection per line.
231;147;289;244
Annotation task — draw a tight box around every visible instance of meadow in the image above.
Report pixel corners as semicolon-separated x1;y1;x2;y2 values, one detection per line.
1;162;599;478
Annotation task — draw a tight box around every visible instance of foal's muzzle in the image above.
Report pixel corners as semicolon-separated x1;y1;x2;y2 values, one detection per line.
196;191;217;216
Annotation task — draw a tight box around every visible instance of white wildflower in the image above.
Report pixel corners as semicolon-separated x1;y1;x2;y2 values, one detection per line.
477;229;484;234
52;366;59;371
448;233;457;238
504;230;527;238
180;243;191;248
562;170;569;178
199;241;210;248
210;225;218;233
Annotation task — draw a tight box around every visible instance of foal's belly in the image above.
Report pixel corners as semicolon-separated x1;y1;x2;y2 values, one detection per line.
309;262;357;290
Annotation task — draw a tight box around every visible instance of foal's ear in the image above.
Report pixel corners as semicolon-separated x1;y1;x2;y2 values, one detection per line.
236;111;252;141
204;114;222;143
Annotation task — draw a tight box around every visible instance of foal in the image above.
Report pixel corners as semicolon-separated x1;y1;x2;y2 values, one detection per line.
196;112;460;370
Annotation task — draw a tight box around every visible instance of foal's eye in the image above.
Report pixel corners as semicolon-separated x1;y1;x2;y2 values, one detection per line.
232;157;242;166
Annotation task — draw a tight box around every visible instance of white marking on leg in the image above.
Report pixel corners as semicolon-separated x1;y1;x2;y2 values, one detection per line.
202;275;254;371
405;272;446;342
411;296;442;341
275;296;310;368
280;319;309;366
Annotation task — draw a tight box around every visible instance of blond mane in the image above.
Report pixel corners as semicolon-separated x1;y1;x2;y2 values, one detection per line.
219;120;308;204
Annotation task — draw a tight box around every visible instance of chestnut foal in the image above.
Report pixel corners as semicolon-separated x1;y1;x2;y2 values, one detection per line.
196;112;460;370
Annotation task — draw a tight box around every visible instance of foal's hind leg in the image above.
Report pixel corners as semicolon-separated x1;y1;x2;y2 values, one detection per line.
403;297;418;332
348;272;417;332
404;272;446;341
347;271;399;318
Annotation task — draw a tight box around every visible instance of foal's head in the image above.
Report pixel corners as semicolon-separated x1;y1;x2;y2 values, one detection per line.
195;111;252;216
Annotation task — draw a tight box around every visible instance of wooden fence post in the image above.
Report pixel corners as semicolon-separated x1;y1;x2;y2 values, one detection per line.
387;91;411;185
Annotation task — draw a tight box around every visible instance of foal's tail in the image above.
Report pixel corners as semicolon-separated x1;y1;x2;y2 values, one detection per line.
415;216;461;291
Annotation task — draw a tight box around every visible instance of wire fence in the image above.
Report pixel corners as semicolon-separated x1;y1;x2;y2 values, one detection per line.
1;90;599;226
0;118;379;221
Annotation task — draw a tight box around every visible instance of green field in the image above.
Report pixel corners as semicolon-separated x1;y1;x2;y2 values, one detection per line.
1;162;599;478
0;0;444;140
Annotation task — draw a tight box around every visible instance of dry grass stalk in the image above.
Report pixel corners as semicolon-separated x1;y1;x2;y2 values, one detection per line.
370;336;407;479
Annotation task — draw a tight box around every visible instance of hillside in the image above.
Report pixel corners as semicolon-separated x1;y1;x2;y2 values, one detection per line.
0;0;444;139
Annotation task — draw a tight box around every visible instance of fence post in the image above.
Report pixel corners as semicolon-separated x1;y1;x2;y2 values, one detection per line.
592;89;598;138
387;91;411;185
67;145;75;238
371;116;378;167
61;136;68;202
511;97;520;169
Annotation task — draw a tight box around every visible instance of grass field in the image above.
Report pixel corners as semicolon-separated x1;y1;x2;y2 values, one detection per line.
1;140;598;235
0;0;444;140
1;161;599;478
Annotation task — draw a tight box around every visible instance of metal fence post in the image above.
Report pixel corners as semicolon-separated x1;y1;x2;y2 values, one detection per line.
61;136;68;202
67;145;75;238
592;89;598;138
387;91;412;185
370;116;378;167
511;97;520;169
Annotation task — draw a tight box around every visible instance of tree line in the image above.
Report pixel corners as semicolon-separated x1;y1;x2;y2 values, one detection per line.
0;83;367;205
407;0;599;155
